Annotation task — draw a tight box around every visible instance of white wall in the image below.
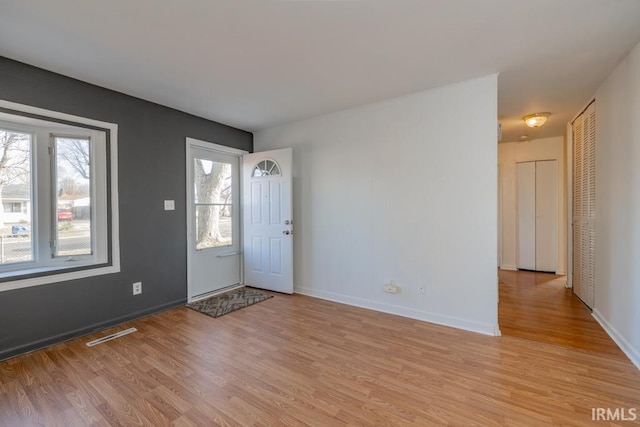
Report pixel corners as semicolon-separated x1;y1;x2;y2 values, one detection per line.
498;136;567;274
254;75;499;335
592;41;640;369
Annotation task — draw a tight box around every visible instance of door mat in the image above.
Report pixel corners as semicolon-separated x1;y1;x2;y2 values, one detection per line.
186;287;272;318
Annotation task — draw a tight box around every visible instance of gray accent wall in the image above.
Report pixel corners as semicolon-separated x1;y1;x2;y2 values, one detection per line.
0;57;253;360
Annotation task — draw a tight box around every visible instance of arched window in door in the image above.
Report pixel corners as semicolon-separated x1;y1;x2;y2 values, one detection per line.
252;159;281;177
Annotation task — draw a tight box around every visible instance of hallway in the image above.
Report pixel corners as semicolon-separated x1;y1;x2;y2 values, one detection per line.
499;269;624;356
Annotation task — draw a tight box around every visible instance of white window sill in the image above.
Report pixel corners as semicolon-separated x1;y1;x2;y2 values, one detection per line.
0;264;120;292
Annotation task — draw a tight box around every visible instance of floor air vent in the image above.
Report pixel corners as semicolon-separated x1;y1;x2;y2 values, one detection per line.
86;327;137;347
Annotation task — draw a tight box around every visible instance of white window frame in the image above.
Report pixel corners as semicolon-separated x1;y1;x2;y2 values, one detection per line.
0;100;120;292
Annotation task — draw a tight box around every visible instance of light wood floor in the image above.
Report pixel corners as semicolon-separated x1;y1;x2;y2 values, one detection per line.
1;272;639;426
498;270;625;355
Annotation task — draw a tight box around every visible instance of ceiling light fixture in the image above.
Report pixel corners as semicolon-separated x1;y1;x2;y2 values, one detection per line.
523;112;550;128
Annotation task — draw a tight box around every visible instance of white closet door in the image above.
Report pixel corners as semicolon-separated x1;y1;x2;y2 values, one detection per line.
572;114;584;301
517;160;557;272
517;162;536;270
572;103;596;308
535;160;557;272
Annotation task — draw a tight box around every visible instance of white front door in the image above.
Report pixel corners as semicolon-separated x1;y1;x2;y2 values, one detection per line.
186;139;244;300
242;148;293;294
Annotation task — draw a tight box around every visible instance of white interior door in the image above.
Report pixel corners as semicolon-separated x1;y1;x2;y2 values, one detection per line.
517;162;536;270
242;148;293;294
187;139;243;300
535;160;557;272
517;160;558;273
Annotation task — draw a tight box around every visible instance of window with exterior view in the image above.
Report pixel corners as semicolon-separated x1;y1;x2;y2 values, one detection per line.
194;158;232;250
53;136;92;257
0;127;33;264
0;104;117;286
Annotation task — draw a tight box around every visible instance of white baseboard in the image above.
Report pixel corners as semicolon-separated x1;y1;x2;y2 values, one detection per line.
499;265;517;271
592;309;640;371
295;286;499;337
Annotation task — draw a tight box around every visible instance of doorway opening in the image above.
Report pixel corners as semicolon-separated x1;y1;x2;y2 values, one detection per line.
186;139;295;301
497;121;569;337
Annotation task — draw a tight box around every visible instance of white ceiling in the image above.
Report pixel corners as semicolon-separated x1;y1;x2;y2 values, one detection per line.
1;1;639;142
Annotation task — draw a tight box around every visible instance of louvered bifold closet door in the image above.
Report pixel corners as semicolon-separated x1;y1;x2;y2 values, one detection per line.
585;103;596;308
572;102;596;308
573;115;583;301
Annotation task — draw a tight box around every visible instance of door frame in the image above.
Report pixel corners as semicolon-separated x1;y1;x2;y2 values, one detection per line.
185;137;248;302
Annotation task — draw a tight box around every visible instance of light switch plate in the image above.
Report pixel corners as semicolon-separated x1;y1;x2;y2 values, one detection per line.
164;200;175;211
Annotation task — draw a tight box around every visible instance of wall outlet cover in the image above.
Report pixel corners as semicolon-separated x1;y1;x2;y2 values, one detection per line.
383;283;400;294
133;281;142;295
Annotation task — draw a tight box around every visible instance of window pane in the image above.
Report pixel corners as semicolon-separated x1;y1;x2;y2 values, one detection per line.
252;159;280;177
193;158;232;250
54;137;91;257
195;205;232;249
0;129;33;264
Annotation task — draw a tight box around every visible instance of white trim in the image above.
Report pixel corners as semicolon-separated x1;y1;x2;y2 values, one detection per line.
0;100;120;292
570;97;596;124
189;284;244;303
566;121;574;289
0;100;118;131
592;309;640;371
186;137;248;156
0;265;120;292
296;286;500;337
499;264;518;271
186;142;194;301
185;137;248;302
498;164;502;268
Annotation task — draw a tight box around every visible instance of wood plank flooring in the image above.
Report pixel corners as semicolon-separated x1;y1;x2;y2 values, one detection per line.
498;270;625;355
1;273;639;426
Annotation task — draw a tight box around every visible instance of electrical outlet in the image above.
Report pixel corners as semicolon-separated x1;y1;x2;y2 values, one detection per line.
133;282;142;295
164;200;175;211
383;282;400;294
418;285;426;294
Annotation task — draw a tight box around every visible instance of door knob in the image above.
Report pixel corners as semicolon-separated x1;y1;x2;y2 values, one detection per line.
283;230;290;235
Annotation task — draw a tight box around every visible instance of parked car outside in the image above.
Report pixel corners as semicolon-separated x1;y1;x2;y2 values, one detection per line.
57;209;73;221
11;225;29;236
